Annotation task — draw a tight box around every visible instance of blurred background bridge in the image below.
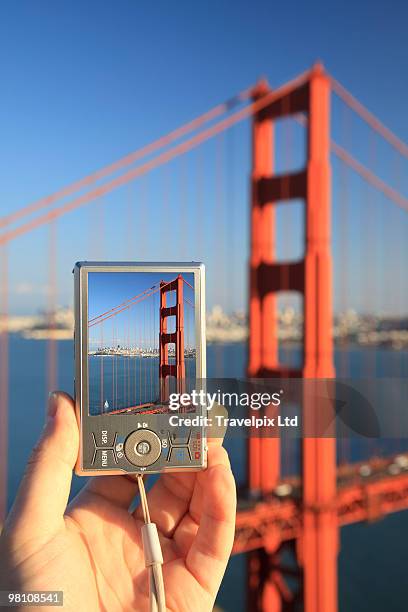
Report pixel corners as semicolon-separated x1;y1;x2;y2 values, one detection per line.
0;63;407;611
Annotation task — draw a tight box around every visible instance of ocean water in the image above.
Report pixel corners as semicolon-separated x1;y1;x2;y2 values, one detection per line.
88;354;197;414
5;337;408;611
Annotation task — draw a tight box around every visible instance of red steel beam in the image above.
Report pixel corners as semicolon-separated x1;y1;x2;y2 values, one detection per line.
248;79;280;496
159;276;185;400
247;79;282;612
301;66;337;612
246;64;338;612
234;470;408;555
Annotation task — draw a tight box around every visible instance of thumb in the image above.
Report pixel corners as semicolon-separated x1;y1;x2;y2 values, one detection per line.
6;392;79;539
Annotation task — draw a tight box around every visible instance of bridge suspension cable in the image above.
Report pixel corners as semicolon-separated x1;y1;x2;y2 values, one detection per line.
0;89;253;230
331;142;408;211
89;277;194;327
89;284;161;324
330;77;408;158
0;68;313;246
1;66;407;245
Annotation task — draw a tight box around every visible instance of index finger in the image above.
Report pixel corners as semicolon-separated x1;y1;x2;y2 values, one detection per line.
185;447;236;596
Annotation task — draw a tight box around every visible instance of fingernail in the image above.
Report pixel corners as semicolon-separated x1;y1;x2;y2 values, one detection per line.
47;391;59;421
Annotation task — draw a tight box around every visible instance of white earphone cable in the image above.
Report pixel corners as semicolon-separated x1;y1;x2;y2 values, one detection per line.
136;475;166;612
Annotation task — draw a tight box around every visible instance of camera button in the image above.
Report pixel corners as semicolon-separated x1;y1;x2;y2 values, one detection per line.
167;446;192;463
124;430;161;467
94;430;116;448
169;428;191;446
93;448;117;468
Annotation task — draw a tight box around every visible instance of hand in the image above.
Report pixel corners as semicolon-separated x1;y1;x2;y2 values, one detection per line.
0;392;236;611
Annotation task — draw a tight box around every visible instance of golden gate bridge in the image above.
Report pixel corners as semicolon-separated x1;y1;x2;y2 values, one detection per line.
0;63;407;611
88;274;195;414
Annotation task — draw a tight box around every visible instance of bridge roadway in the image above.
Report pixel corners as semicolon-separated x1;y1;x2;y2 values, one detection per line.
234;454;408;554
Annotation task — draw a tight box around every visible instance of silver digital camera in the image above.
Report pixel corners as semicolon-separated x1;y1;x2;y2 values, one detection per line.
74;262;207;476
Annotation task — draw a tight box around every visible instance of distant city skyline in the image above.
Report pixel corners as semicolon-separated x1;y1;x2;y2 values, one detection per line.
3;302;407;350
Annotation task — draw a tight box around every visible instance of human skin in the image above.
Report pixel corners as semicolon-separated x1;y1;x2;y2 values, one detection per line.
0;392;236;611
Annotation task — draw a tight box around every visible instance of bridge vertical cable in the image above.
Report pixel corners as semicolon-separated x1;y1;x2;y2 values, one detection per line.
0;246;8;523
46;220;58;396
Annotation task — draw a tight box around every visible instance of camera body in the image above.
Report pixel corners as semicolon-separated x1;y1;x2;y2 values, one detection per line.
74;261;207;476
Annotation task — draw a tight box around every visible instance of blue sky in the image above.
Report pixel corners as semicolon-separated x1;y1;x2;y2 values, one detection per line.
1;1;407;315
88;271;195;350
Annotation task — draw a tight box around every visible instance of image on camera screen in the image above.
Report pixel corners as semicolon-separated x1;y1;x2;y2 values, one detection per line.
88;271;196;416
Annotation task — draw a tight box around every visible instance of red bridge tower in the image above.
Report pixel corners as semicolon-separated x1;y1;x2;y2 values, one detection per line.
159;275;185;397
247;65;337;612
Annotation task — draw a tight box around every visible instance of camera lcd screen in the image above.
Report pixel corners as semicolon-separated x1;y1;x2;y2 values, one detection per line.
87;270;198;416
